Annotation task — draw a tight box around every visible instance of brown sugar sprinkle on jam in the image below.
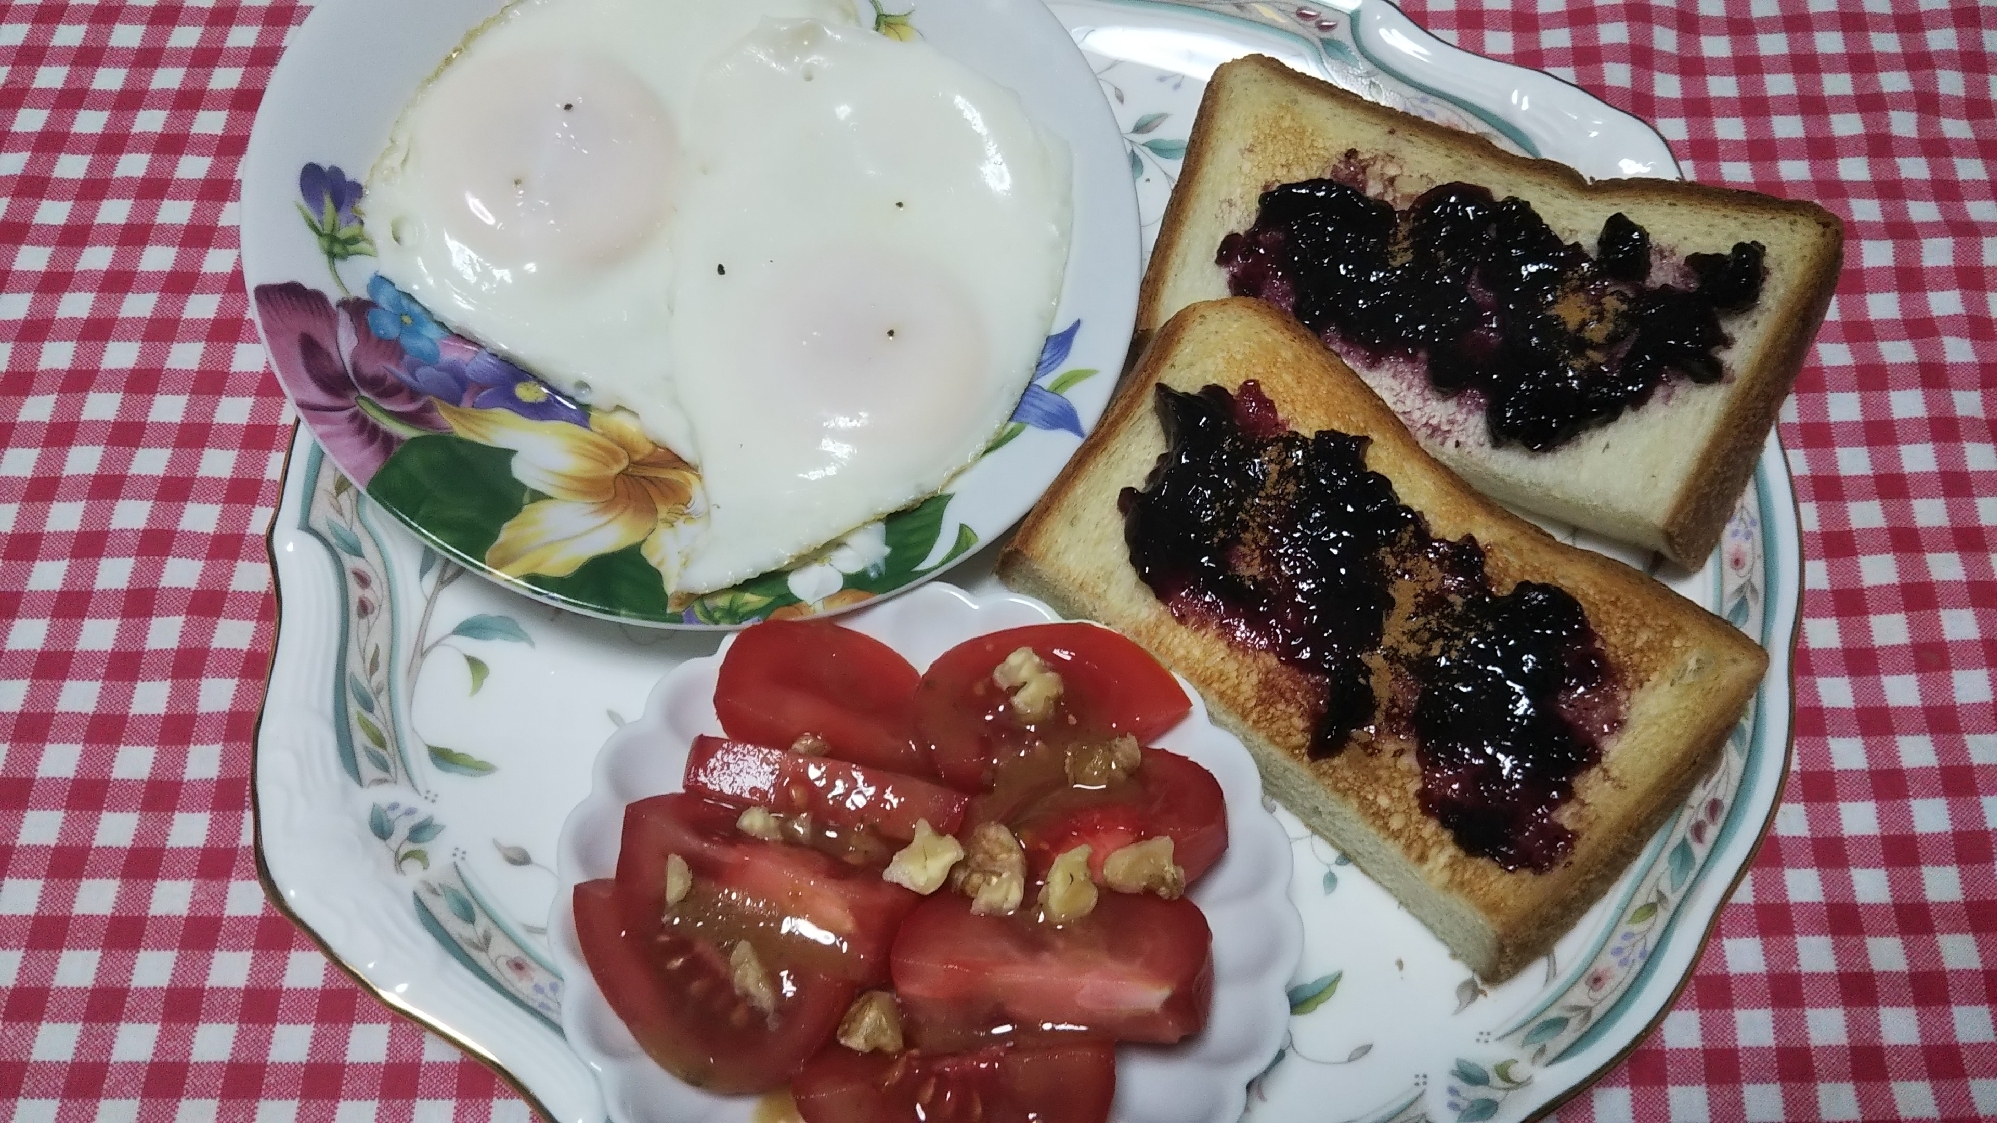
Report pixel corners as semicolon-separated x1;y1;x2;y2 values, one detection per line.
1121;381;1626;871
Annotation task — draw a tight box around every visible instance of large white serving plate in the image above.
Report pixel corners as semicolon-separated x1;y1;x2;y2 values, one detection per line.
254;3;1801;1121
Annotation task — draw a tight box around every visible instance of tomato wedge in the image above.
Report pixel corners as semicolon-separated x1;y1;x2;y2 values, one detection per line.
891;891;1213;1047
572;879;855;1094
793;1041;1116;1123
916;623;1192;790
614;794;917;982
683;736;970;843
715;620;929;775
1004;747;1227;884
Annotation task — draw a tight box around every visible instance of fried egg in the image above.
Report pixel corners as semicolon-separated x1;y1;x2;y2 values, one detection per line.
367;0;1072;595
667;20;1072;592
366;0;862;457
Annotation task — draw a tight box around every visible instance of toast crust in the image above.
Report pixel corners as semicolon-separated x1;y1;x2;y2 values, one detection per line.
999;298;1767;980
1137;55;1843;567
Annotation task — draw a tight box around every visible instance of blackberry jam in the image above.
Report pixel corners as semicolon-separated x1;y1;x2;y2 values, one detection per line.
1216;178;1767;452
1120;382;1413;756
1121;382;1622;872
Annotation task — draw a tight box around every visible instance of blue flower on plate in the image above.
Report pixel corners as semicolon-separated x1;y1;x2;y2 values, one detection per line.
366;275;447;365
1009;318;1087;438
300;162;364;226
400;344;588;427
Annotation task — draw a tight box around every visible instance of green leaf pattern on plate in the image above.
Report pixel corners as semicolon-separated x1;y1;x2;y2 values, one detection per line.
304;455;411;789
1444;1053;1531;1121
1288;971;1342;1015
302;452;564;1028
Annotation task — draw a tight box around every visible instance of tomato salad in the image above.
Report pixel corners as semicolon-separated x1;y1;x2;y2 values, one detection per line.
571;619;1229;1123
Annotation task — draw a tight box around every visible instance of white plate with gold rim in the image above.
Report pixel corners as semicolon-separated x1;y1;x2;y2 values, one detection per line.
254;3;1800;1121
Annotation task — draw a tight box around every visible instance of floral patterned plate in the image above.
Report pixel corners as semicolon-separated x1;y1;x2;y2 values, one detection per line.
254;3;1802;1123
239;0;1141;628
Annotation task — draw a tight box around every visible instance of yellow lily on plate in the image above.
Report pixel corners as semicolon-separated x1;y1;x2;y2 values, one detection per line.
436;402;704;588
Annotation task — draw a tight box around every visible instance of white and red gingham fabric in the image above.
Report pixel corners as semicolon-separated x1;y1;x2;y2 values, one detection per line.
1;0;1992;1120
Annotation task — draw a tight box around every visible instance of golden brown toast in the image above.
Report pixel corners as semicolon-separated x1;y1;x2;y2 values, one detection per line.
1138;55;1842;568
998;298;1767;980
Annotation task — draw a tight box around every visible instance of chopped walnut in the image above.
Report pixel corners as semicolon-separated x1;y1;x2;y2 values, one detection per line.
1101;837;1185;899
663;853;692;907
835;990;904;1054
882;819;964;895
992;646;1063;724
1038;844;1098;923
953;822;1026;915
729;941;778;1016
737;806;784;842
1065;734;1143;786
780;812;817;847
790;732;832;756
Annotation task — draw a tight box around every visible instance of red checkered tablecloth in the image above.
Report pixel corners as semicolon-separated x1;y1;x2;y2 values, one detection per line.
2;0;1992;1120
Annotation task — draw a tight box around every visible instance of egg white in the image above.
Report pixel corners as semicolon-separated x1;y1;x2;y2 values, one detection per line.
667;19;1072;593
365;0;862;458
366;0;1072;597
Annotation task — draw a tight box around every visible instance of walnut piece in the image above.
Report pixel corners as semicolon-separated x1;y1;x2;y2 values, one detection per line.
1065;734;1143;786
954;822;1027;915
729;941;778;1016
790;732;832;756
882;819;964;895
835;990;904;1054
779;812;817;847
1038;844;1098;923
736;806;784;842
1101;837;1185;899
992;646;1063;724
663;853;692;907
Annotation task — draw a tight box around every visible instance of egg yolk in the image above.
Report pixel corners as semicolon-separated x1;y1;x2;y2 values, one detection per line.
409;51;680;274
745;245;989;483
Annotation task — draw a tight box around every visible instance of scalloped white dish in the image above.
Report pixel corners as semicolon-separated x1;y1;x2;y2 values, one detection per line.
549;583;1302;1123
254;4;1799;1123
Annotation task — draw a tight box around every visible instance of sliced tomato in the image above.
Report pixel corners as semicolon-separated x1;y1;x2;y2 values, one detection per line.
614;794;917;982
683;735;970;842
714;620;929;775
792;1040;1116;1123
572;879;854;1094
1006;747;1227;884
891;891;1213;1047
916;623;1192;790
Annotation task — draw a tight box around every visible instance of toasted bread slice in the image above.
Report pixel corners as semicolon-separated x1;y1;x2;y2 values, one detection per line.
1137;55;1842;567
999;298;1766;980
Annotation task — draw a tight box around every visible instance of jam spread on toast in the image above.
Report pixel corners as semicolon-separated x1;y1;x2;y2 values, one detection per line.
1217;178;1766;452
1120;382;1623;871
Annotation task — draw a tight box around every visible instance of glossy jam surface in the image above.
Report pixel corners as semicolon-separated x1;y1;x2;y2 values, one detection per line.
1121;383;1623;871
1120;382;1412;757
1217;178;1767;451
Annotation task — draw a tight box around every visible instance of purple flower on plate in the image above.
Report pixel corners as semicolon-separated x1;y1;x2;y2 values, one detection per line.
1008;318;1087;437
255;281;447;483
300;163;364;226
399;339;587;427
394;335;482;402
365;274;447;364
297;163;375;293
